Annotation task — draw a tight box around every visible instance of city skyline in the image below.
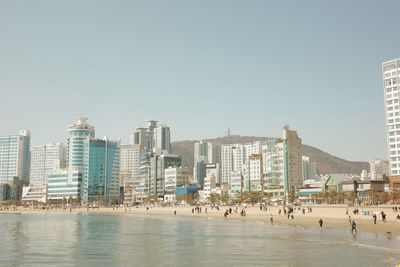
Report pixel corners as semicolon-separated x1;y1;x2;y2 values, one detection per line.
2;1;400;161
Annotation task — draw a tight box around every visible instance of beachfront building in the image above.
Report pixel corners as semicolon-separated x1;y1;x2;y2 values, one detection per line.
261;128;302;200
204;173;217;202
283;127;303;194
47;169;82;200
244;154;263;192
81;137;120;203
0;130;31;184
383;59;400;176
30;143;66;186
221;145;233;185
21;185;47;203
164;166;190;202
229;171;242;198
67;117;95;171
155;154;182;197
369;160;389;181
136;152;182;201
263;138;285;197
119;144;144;187
302;156;317;181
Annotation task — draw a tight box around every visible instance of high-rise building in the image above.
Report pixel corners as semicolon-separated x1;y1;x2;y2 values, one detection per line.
262;138;285;196
383;59;400;176
221;145;233;184
131;128;147;146
81;137;120;203
0;130;31;184
302;156;317;181
145;120;158;153
195;161;207;189
232;144;246;172
207;143;221;164
370;160;389;180
245;154;263;192
194;141;208;165
154;124;171;154
119;144;144;187
155;154;181;197
283;126;303;194
67;117;95;171
30;143;66;186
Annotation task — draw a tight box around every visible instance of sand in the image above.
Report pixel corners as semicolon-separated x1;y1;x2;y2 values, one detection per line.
2;204;400;237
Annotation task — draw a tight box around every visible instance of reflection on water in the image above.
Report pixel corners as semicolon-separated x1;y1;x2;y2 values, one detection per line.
0;213;399;267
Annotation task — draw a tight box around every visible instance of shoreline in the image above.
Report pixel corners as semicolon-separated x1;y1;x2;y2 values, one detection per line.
2;205;400;238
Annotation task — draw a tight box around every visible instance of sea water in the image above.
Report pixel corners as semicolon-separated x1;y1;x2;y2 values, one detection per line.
0;213;399;267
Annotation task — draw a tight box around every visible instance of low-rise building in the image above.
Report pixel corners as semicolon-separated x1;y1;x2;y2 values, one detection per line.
47;169;82;200
21;185;47;203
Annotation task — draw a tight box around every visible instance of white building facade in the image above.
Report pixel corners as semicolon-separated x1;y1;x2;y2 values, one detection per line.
30;143;66;186
383;59;400;176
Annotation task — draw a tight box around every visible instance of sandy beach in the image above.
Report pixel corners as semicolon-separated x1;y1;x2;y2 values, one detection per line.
2;205;400;237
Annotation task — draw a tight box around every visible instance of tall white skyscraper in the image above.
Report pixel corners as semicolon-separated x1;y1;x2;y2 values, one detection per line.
0;130;31;184
232;144;246;172
30;143;66;186
383;59;400;176
221;145;232;184
119;144;144;186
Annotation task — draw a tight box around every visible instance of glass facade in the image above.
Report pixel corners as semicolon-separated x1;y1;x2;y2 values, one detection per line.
67;118;95;170
47;169;82;200
82;138;120;203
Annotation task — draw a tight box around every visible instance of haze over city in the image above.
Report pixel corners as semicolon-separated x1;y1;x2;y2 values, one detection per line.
1;0;400;161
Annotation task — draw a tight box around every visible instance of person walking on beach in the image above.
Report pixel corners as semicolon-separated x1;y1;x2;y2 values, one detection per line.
319;218;323;228
373;214;377;225
270;214;274;223
351;221;357;234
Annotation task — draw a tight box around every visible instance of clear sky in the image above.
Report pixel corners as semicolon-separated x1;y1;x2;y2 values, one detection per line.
0;0;399;161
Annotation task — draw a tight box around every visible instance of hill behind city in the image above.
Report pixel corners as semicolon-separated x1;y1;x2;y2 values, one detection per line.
171;135;370;175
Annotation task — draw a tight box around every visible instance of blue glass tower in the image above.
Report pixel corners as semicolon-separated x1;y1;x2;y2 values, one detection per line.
82;137;120;203
67;117;95;171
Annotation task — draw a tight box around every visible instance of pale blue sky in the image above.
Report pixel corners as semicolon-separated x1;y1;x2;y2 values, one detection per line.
0;0;399;161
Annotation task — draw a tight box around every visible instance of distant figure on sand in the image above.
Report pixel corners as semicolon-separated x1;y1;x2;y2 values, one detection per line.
351;221;357;234
174;210;176;216
373;214;377;225
270;214;273;223
319;218;323;228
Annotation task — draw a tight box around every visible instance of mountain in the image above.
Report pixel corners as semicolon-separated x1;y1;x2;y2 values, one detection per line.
171;135;369;175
